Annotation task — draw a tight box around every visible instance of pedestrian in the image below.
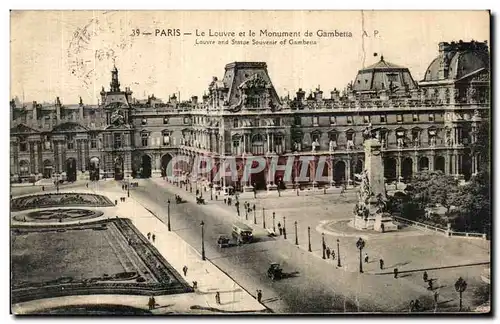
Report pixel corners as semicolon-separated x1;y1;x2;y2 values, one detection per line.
381;223;385;233
257;290;262;303
151;296;156;309
114;199;118;205
148;297;153;310
278;222;282;235
434;290;439;304
326;247;331;259
215;194;218;201
379;259;384;270
192;281;198;289
147;232;151;240
423;271;428;282
215;292;221;305
85;183;88;188
428;279;434;290
283;227;287;237
364;253;369;263
183;265;188;276
409;300;414;313
152;234;156;243
340;186;345;197
223;198;227;204
42;185;45;191
414;299;421;312
394;268;399;279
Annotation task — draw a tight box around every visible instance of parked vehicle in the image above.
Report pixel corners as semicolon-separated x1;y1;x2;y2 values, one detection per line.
232;222;253;245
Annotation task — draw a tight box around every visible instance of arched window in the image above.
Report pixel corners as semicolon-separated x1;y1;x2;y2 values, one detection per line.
275;135;284;154
162;130;171;146
251;134;265;155
141;132;149;147
19;160;30;176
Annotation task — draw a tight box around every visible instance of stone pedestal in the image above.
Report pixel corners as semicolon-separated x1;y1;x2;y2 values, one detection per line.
353;215;376;230
243;185;254;192
373;213;398;232
152;169;162;178
267;184;278;191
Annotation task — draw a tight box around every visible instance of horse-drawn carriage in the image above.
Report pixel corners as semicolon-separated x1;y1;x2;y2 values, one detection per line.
175;195;185;204
196;196;206;205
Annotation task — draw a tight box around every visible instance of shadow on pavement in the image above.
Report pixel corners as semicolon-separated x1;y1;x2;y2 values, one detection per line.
372;261;490;276
189;305;270;313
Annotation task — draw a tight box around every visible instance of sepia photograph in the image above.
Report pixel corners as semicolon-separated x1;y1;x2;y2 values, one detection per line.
8;9;491;315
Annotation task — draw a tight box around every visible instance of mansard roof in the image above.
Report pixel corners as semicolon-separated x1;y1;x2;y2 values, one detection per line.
52;122;89;132
10;124;39;135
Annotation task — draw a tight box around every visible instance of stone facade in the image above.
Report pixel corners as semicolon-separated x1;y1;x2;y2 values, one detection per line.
10;40;490;191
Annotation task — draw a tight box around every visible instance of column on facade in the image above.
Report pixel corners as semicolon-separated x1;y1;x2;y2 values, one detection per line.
265;157;271;186
311;157;317;185
450;154;456;175
472;154;478;175
60;140;66;174
456;154;462;176
328;157;333;185
266;133;271;153
37;141;43;174
242;133;246;154
345;157;352;184
429;152;435;172
444;153;450;175
271;133;274;153
30;141;37;175
12;140;19;176
76;140;82;171
413;153;418;175
396;155;402;180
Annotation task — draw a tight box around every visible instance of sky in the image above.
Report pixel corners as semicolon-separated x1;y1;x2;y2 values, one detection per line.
10;10;490;105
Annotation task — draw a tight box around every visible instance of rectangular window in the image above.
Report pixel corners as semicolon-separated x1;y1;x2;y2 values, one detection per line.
294;116;301;126
19;140;27;152
413;114;419;122
141;133;148;147
429;113;435;122
163;133;170;146
363;115;370;124
275;137;284;154
312;116;319;126
380;115;386;123
114;133;123;149
330;116;336;125
397;114;403;123
346;132;354;141
347;116;353;124
233;119;238;128
67;136;74;150
90;134;97;149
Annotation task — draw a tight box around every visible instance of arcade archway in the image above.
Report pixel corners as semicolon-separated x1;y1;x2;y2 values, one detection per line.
141;154;152;178
89;157;100;181
418;157;429;172
161;154;172;178
384;157;397;182
43;160;53;179
462;154;472;181
435;156;445;173
401;157;413;181
65;158;77;182
333;161;346;186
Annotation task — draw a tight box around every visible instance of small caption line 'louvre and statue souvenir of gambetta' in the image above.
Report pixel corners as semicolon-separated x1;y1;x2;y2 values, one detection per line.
9;10;491;316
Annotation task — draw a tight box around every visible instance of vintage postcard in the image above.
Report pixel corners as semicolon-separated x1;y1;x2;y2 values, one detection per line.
9;10;491;315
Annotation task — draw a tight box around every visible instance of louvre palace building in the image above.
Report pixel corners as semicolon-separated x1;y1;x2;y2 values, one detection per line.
10;40;490;192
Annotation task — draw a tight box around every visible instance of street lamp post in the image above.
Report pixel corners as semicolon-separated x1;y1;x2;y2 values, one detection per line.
272;212;276;233
307;226;312;252
356;237;366;273
322;233;326;259
294;221;298;245
283;216;287;239
167;200;171;231
337;238;342;267
200;221;206;261
455;277;467;311
127;176;130;197
263;208;266;229
253;205;256;224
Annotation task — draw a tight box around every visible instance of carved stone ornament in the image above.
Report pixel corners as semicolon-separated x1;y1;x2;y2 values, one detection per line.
111;109;125;126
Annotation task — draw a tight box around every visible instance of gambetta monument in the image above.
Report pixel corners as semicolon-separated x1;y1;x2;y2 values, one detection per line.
352;125;398;232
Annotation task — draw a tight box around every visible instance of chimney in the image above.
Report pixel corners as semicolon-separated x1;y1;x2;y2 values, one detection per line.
314;87;323;101
32;101;38;121
202;93;209;104
170;93;178;104
78;97;84;120
191;96;198;105
296;88;306;101
330;88;340;101
55;97;61;122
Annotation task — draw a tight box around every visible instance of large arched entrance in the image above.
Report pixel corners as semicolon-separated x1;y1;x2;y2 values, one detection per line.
161;154;172;178
462;154;472;181
274;156;288;189
141;154;152;178
418;157;429;172
333;161;346;186
65;158;77;182
43;160;53;179
401;157;413;181
384;157;397;182
114;156;124;181
251;160;267;190
435;156;445;173
89;157;100;181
